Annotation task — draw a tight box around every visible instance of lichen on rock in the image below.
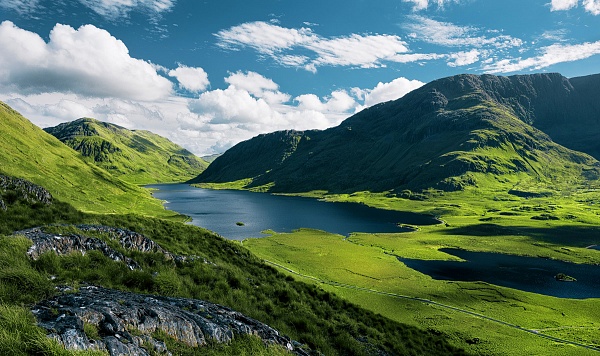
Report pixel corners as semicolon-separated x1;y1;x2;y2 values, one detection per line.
33;285;308;355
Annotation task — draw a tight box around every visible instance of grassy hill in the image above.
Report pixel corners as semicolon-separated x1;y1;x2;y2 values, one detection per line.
0;177;465;355
191;73;600;195
45;118;208;185
0;102;169;217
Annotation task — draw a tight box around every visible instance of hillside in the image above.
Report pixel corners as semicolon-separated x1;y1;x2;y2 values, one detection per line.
191;73;600;194
45;118;208;184
0;175;465;355
0;102;168;216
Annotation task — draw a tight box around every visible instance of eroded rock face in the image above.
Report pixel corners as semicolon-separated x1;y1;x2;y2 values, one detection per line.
14;225;211;270
33;285;308;356
0;174;52;210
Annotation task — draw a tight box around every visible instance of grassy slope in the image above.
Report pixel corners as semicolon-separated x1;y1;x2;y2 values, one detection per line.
0;102;171;217
0;194;465;356
243;179;600;355
45;118;208;185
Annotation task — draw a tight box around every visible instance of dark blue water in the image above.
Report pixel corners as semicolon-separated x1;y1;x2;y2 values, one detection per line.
147;184;439;240
399;248;600;299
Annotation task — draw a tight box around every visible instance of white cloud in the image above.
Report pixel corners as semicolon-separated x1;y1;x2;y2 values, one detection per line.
550;0;600;14
540;29;568;42
216;21;316;54
402;0;460;11
447;49;481;67
0;0;40;15
77;0;175;19
1;72;428;155
224;71;279;96
216;21;424;71
357;77;425;107
0;21;173;101
308;34;409;68
168;65;210;92
550;0;579;11
404;16;523;49
584;0;600;14
482;40;600;73
224;71;291;105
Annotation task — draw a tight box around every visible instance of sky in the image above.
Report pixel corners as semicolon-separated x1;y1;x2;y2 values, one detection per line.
0;0;599;155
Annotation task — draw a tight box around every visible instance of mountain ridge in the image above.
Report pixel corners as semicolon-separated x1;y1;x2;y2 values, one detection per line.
0;102;168;215
45;118;208;185
191;72;600;194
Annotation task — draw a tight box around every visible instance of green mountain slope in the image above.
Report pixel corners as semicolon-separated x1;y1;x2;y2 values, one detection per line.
45;118;207;184
0;102;168;216
191;73;600;194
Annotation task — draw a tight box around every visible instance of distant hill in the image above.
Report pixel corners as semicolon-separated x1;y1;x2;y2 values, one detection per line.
201;153;222;163
45;118;207;184
191;73;600;193
0;102;167;215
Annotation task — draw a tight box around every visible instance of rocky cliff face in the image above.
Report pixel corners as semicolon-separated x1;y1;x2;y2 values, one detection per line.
33;285;308;355
0;174;53;210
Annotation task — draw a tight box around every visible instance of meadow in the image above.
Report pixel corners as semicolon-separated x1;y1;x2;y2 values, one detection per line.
243;175;600;355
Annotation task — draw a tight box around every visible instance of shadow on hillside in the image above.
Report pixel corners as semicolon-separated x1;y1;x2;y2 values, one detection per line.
440;223;600;247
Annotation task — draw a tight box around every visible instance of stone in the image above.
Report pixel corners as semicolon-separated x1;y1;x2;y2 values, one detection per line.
32;285;309;355
0;174;53;207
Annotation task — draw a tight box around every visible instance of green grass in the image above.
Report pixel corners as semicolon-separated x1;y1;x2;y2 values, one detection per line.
0;195;464;356
242;179;600;355
45;118;208;185
0;102;175;217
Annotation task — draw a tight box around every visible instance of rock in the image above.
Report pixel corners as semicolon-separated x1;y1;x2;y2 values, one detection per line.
33;285;309;355
15;227;141;270
0;174;52;209
13;225;214;270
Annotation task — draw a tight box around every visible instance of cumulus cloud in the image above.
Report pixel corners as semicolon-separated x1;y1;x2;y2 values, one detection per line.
356;77;425;107
550;0;579;11
1;72;427;155
584;0;600;14
216;21;425;71
550;0;600;14
0;21;173;100
78;0;176;19
447;49;481;67
168;65;210;92
482;40;600;73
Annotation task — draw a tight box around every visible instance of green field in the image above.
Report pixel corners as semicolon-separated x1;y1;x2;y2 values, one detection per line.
243;179;600;355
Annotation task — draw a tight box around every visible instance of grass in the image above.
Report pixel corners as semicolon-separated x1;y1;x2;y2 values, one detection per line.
242;177;600;355
45;118;208;185
0;196;465;355
0;102;176;218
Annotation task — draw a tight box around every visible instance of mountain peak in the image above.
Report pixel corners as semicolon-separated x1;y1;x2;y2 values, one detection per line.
192;72;600;194
45;118;207;184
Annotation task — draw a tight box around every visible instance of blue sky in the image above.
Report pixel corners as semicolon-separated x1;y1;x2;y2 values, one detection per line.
1;0;599;154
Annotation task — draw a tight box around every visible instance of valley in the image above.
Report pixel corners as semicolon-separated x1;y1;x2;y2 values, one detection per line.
2;71;600;355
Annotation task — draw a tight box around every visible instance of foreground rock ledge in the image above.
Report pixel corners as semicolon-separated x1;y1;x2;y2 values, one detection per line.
33;285;309;356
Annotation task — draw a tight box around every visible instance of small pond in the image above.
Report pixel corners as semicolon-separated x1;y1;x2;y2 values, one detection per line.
399;248;600;299
147;184;439;240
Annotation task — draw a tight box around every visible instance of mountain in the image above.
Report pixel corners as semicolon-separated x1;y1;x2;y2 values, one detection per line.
191;73;600;193
201;153;222;163
0;102;167;215
44;118;208;184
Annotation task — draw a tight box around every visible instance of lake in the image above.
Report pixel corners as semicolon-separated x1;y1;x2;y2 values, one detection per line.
399;248;600;299
147;184;439;240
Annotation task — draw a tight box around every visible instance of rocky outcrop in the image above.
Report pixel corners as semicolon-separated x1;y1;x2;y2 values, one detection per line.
0;174;52;210
14;225;211;270
33;285;308;355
